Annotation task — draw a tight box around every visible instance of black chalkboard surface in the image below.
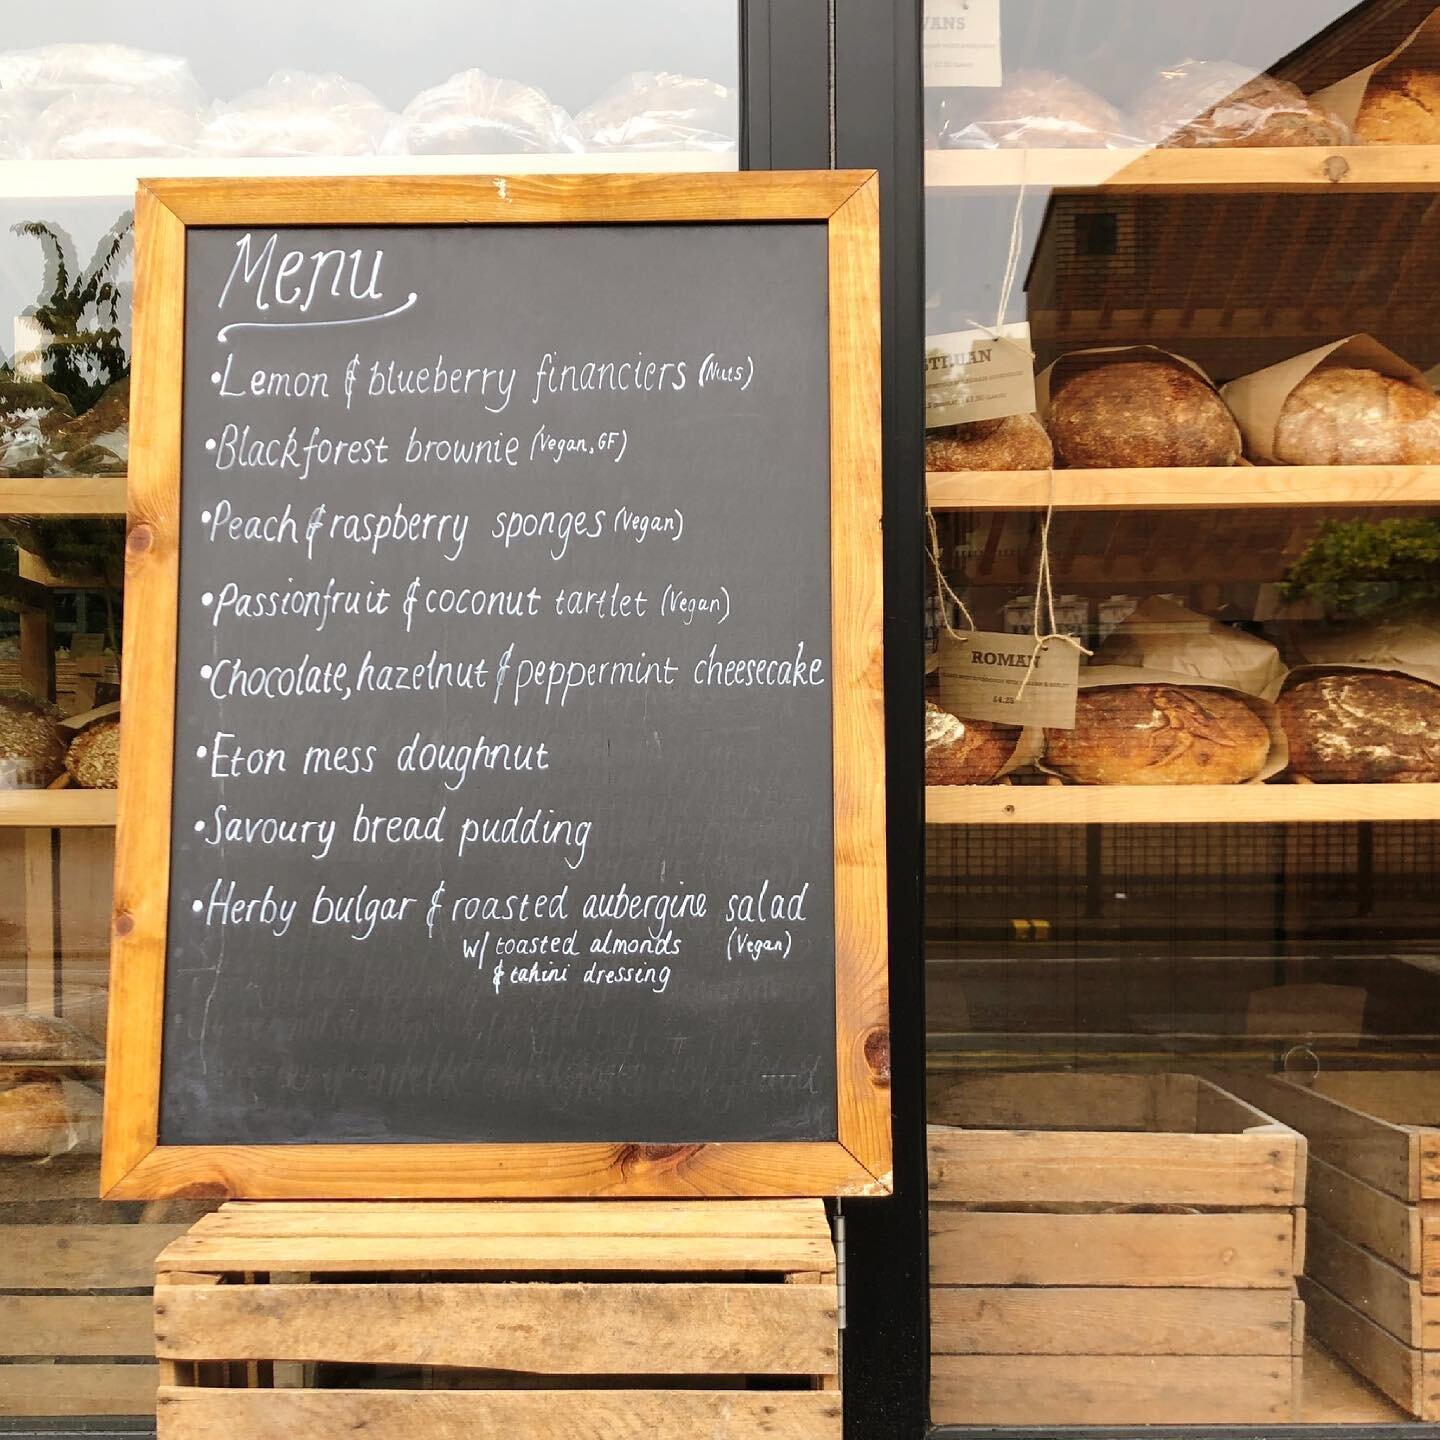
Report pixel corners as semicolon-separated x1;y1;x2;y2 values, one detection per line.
104;174;888;1199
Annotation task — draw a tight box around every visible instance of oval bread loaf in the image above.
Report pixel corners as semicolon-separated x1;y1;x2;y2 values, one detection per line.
1273;367;1440;465
1044;684;1270;785
925;701;1022;784
1279;672;1440;783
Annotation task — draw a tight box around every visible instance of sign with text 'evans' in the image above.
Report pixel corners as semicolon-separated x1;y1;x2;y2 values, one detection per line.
102;174;888;1200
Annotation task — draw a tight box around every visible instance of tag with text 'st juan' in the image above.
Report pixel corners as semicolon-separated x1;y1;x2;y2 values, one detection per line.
925;323;1036;428
938;630;1080;730
923;0;1003;88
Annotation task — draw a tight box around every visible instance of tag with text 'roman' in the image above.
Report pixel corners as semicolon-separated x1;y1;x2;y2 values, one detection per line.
923;0;1003;88
925;323;1036;427
938;630;1079;730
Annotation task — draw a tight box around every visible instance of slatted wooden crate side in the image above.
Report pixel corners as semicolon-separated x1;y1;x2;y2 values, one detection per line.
156;1387;843;1440
1309;1155;1427;1276
931;1352;1297;1426
929;1208;1301;1289
1222;1071;1421;1201
1301;1275;1440;1421
1307;1217;1440;1351
154;1279;838;1376
928;1126;1300;1208
0;1221;184;1417
931;1285;1300;1356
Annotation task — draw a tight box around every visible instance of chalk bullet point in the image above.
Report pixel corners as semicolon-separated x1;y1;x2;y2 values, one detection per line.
200;510;212;524
205;437;216;451
211;371;222;384
201;591;214;606
196;745;208;760
192;899;204;914
194;820;205;833
200;664;213;680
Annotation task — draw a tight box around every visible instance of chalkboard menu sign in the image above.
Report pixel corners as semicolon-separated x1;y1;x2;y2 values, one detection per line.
102;174;888;1199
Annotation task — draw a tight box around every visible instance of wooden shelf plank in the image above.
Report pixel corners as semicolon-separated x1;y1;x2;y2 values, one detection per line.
927;465;1440;511
0;790;117;828
0;476;127;517
926;784;1440;826
0;152;735;201
925;145;1440;193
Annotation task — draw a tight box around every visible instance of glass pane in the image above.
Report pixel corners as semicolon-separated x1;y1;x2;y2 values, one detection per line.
0;2;740;1420
924;1;1440;1429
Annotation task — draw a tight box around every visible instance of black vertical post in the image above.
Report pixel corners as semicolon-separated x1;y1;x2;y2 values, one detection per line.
834;1;931;1437
743;3;929;1434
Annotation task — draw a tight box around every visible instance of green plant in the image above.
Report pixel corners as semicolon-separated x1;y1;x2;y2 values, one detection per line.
1282;517;1440;620
13;213;132;413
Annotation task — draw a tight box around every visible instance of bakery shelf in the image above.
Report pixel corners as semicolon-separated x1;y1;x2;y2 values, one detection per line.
925;145;1440;193
0;475;127;518
927;465;1440;511
927;784;1440;826
0;790;117;828
0;150;735;201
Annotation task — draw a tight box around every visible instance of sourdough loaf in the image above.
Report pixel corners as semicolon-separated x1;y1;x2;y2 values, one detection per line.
1273;366;1440;465
925;701;1022;784
1133;63;1350;147
0;1077;70;1157
1356;67;1440;144
1044;684;1271;785
65;714;119;788
926;414;1053;471
1279;671;1440;783
959;70;1131;149
1049;358;1241;468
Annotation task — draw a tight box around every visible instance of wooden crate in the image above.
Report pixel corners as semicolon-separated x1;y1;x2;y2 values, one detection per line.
0;1174;189;1417
1224;1071;1440;1418
152;1199;840;1440
928;1072;1306;1426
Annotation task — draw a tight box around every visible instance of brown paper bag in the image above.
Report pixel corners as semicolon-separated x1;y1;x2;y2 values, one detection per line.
1038;663;1289;784
1095;596;1289;700
1221;335;1430;463
1312;12;1440;129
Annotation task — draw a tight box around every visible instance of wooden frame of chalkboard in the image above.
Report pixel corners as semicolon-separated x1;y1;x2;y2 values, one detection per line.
100;172;889;1200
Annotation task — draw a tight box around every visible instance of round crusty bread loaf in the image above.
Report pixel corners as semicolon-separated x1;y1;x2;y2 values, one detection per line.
1049;359;1241;468
1273;367;1440;465
966;70;1131;149
1279;672;1440;783
0;691;66;788
0;1077;70;1157
926;414;1053;472
925;701;1022;784
1133;65;1350;148
65;714;119;788
1357;68;1440;144
1045;684;1271;785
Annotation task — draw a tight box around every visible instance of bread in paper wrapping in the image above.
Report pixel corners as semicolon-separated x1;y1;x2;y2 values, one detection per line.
1222;337;1440;465
1313;13;1440;145
1278;618;1440;783
1039;347;1240;469
1132;61;1350;148
925;701;1025;784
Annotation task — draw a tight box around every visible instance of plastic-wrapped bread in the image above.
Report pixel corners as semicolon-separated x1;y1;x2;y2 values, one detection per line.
1045;684;1271;785
925;414;1053;471
29;87;197;158
1132;60;1351;147
0;43;201;104
1280;672;1440;782
0;1009;103;1063
577;72;736;152
1274;367;1440;465
0;691;66;788
942;70;1135;149
198;71;392;157
383;70;582;156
